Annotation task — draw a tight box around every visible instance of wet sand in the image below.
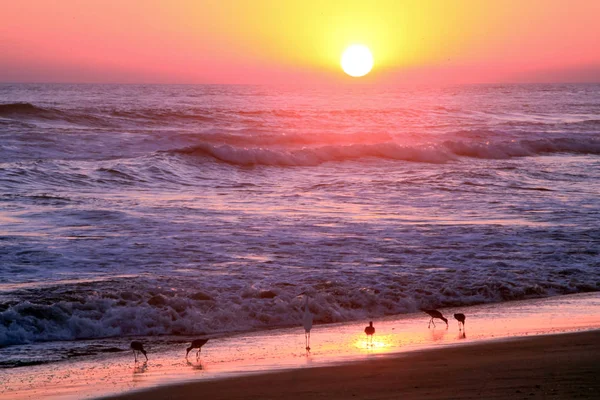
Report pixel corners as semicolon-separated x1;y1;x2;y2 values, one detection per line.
108;330;600;400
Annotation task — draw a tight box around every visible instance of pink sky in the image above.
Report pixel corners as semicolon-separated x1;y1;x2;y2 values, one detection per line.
1;0;599;84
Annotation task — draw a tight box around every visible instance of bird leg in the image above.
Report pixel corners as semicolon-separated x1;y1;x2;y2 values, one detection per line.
133;350;137;362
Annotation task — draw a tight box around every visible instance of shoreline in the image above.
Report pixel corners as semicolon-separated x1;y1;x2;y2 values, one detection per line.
2;292;600;399
106;329;600;400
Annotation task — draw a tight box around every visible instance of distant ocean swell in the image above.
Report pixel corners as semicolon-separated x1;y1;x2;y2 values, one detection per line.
3;102;600;167
0;102;110;127
0;102;216;128
3;101;600;128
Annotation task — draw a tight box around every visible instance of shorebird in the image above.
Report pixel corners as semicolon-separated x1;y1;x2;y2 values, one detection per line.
303;295;313;351
364;321;375;345
186;338;209;358
454;313;466;330
422;309;448;328
130;341;148;362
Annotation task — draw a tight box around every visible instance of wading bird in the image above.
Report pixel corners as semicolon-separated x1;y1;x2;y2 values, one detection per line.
303;295;313;351
422;309;448;328
454;313;466;330
186;338;209;358
364;321;375;345
130;341;148;362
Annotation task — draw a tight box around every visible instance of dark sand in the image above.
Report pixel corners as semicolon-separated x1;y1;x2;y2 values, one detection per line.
107;330;600;400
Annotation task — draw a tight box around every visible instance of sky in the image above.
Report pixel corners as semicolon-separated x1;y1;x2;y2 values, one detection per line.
1;0;599;84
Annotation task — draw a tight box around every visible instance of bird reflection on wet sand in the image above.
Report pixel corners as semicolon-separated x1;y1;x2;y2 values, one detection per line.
429;328;447;342
133;361;148;374
186;360;204;371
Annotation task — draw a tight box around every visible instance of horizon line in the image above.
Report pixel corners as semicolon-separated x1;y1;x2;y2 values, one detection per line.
1;80;600;87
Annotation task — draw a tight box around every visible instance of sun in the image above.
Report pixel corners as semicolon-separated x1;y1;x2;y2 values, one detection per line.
341;45;374;77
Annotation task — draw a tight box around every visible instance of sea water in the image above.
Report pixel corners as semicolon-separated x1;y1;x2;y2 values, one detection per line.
1;83;599;367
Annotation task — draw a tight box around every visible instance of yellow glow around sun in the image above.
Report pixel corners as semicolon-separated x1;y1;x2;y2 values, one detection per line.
341;45;374;77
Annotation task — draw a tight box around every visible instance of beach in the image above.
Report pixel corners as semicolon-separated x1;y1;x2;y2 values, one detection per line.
2;292;600;399
109;330;600;400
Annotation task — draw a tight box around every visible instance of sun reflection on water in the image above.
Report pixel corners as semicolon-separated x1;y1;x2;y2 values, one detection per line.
353;334;395;353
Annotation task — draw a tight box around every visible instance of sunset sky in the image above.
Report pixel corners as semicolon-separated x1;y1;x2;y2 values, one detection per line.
1;0;599;84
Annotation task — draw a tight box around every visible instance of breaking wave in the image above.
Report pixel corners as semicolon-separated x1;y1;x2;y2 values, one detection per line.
171;137;600;166
1;269;596;347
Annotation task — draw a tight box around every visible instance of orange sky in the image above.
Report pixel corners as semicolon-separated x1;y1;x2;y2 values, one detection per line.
1;0;599;84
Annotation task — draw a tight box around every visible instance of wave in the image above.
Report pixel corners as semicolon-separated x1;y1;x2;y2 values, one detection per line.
0;103;404;129
170;137;600;166
0;102;52;116
0;102;216;128
0;102;108;127
0;102;227;130
172;142;453;166
1;270;595;347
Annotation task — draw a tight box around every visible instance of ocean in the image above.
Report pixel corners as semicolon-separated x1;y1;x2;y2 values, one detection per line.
1;83;599;367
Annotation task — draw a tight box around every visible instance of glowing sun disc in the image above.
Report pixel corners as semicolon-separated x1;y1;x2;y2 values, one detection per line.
341;45;374;77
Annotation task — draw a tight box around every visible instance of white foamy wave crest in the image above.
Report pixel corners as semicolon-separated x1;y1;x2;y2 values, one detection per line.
172;138;600;166
1;268;595;346
1;285;414;346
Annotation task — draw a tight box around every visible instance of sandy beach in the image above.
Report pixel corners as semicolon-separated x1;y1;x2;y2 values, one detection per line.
108;330;600;400
2;292;600;399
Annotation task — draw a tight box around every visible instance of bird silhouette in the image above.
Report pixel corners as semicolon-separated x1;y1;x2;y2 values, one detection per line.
422;309;448;328
454;313;466;330
130;341;148;362
364;321;375;345
186;338;209;358
303;295;313;351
